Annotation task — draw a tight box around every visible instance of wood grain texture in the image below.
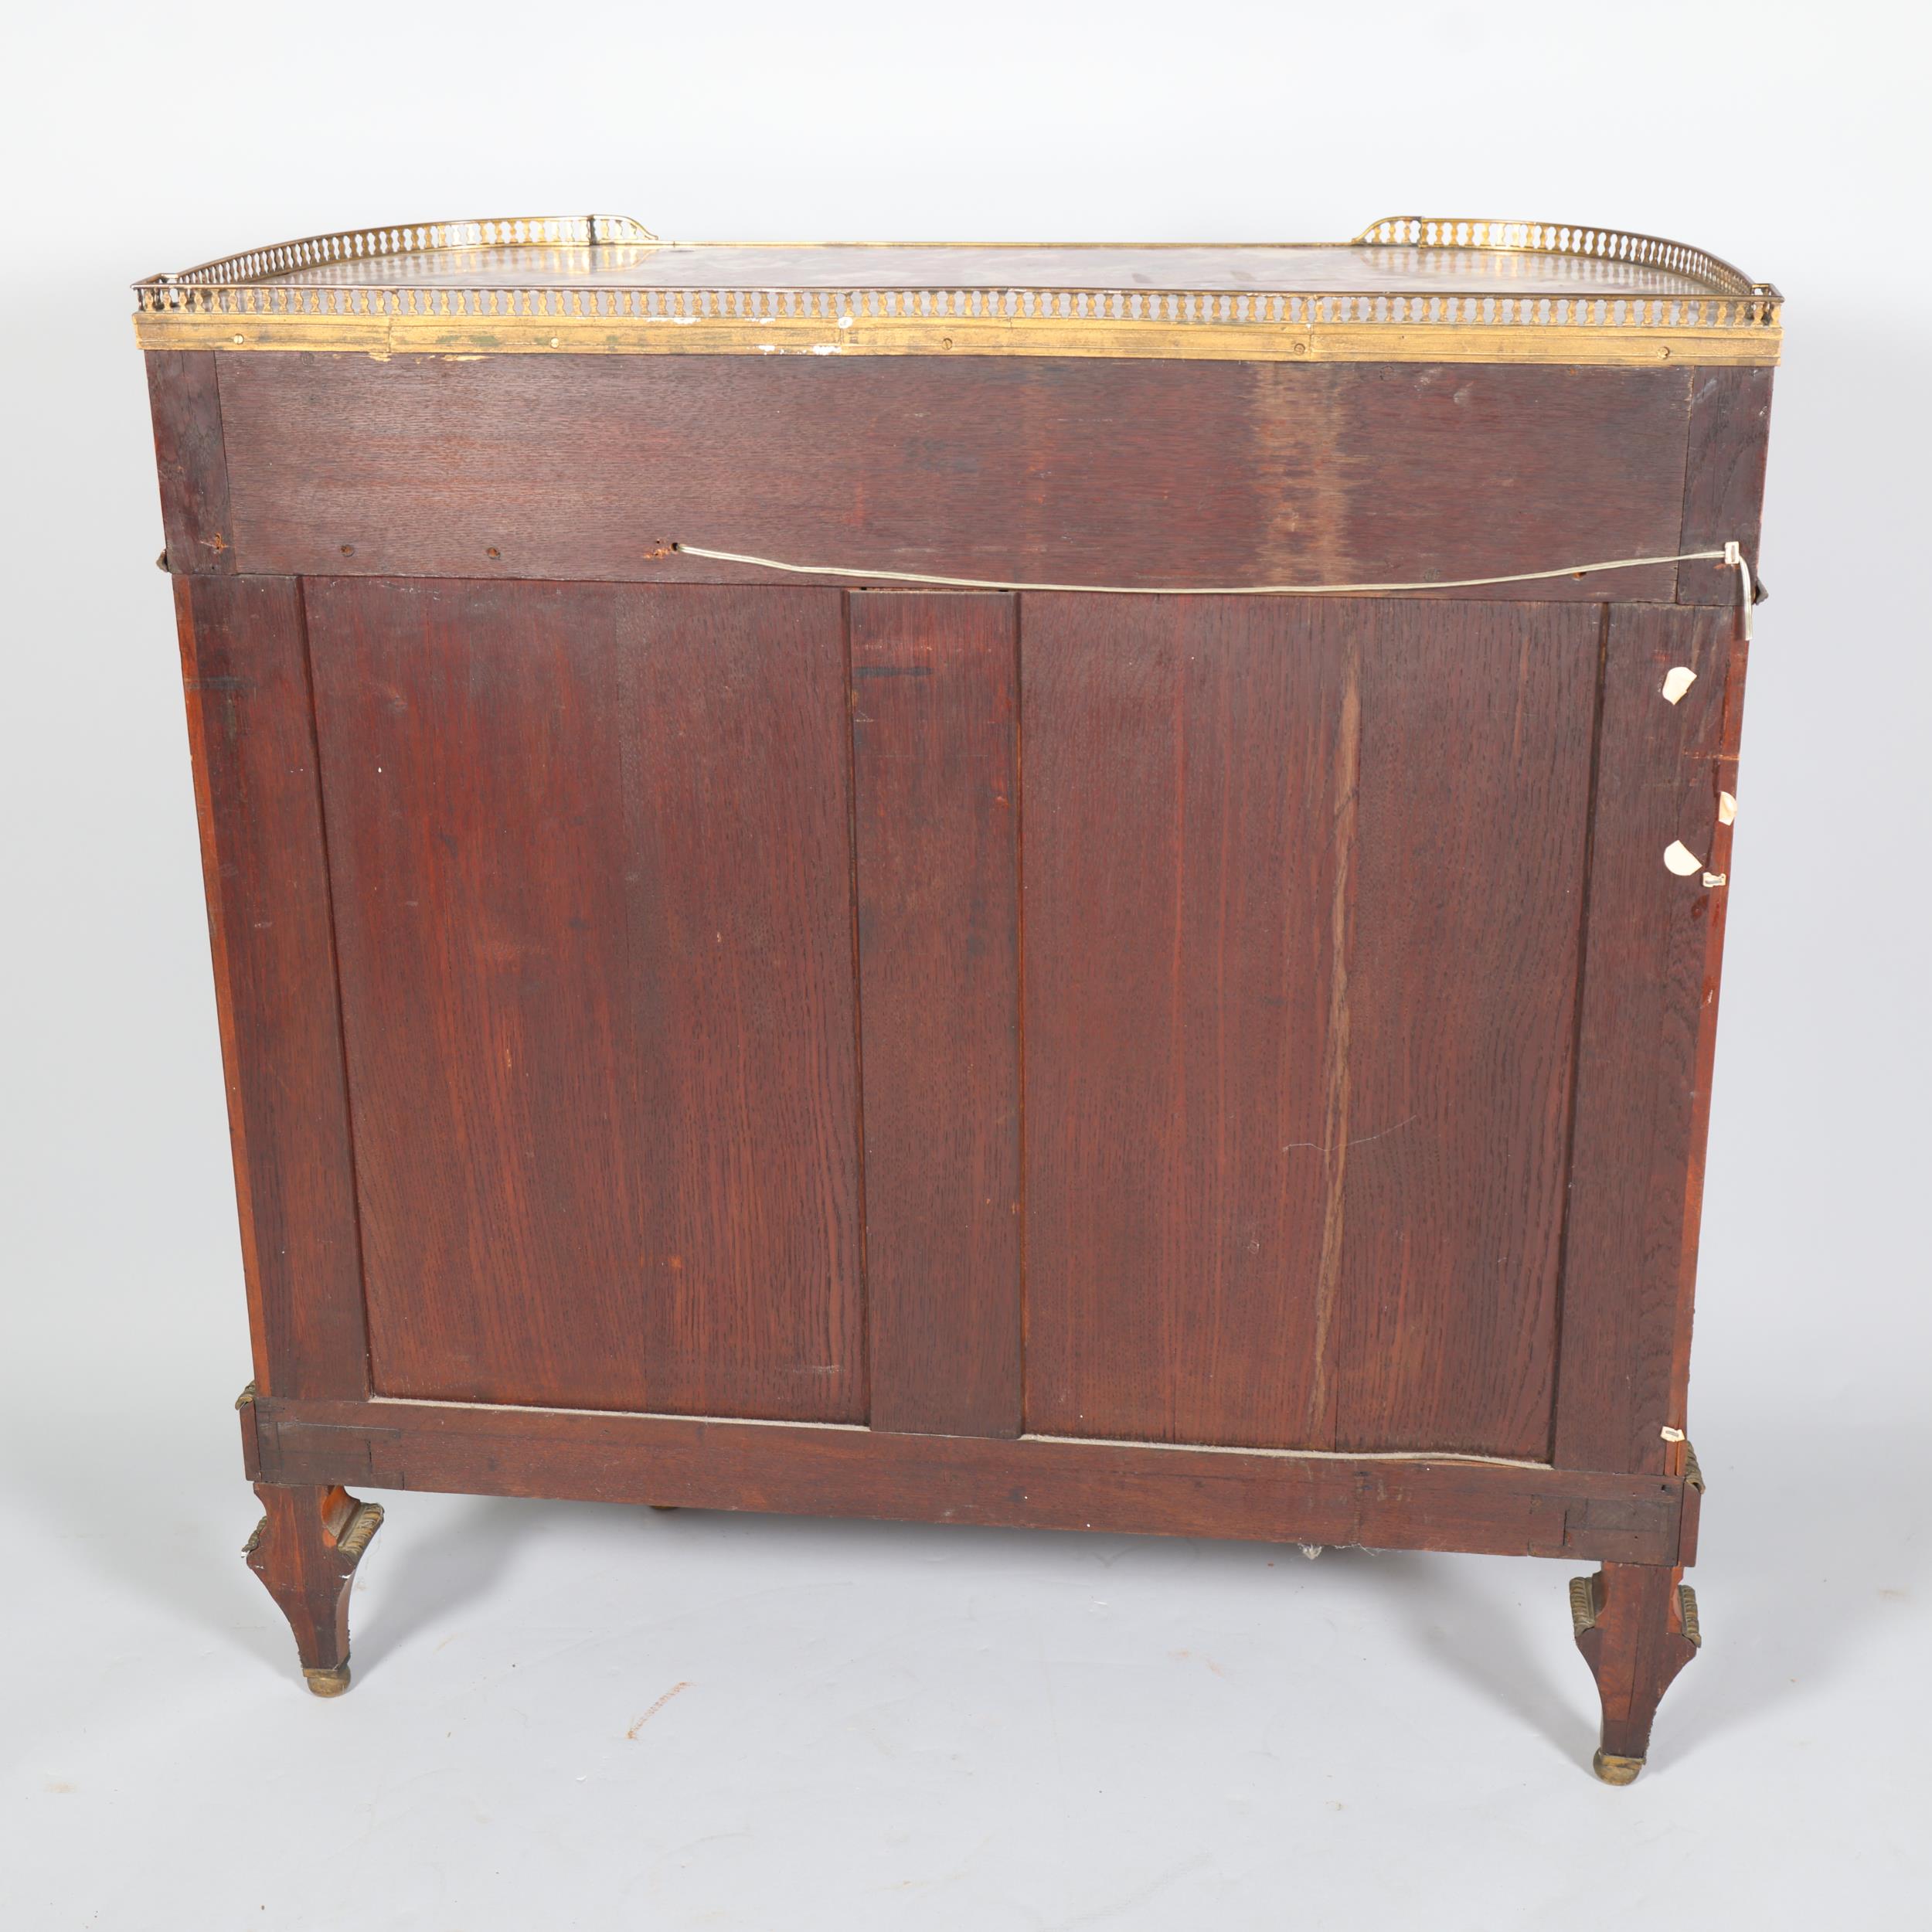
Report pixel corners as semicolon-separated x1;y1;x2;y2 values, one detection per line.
1677;366;1774;604
1326;599;1604;1456
252;1393;1693;1565
244;1481;383;1688
174;574;366;1398
1570;1562;1699;1772
214;354;1691;598
1553;603;1744;1474
145;350;235;573
1020;596;1600;1457
302;578;864;1420
136;294;1784;1682
850;592;1023;1437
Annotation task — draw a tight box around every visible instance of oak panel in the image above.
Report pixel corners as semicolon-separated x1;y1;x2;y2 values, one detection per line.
1021;596;1600;1457
304;578;864;1419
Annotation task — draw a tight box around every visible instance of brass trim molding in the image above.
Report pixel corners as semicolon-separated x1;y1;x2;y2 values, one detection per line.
148;213;659;291
1352;216;1767;301
132;212;1782;366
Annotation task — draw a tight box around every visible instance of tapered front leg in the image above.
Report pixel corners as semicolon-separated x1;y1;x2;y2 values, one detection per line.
244;1482;384;1696
1570;1562;1701;1782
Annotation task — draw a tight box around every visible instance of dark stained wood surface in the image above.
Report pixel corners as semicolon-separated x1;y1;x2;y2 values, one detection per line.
213;355;1694;600
850;592;1023;1437
146;291;1775;1726
1326;599;1604;1457
1020;596;1600;1458
244;1482;382;1689
1678;366;1774;604
251;1393;1694;1566
1570;1562;1700;1774
146;226;1782;1743
1553;603;1743;1475
145;351;235;573
174;575;366;1398
302;578;866;1420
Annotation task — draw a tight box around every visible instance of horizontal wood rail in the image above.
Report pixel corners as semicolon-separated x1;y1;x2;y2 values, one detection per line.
243;1394;1696;1567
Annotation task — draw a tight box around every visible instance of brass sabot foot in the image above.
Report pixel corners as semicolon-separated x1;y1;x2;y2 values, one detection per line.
303;1663;352;1698
1592;1750;1645;1785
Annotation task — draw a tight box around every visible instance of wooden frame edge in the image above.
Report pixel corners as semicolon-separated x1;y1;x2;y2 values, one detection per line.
250;1396;1691;1565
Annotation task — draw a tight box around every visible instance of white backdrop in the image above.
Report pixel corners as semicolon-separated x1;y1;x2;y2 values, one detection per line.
3;3;1927;1926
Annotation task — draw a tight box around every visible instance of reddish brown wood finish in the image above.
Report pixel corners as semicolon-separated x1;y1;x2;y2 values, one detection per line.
244;1481;383;1694
210;355;1693;599
301;577;865;1420
1571;1562;1701;1780
850;592;1023;1437
250;1394;1693;1566
140;279;1774;1764
1678;366;1774;604
175;574;367;1399
1553;603;1743;1475
145;351;235;573
1020;596;1598;1457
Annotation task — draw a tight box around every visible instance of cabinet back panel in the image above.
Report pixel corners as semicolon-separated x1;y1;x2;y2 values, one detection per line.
214;354;1692;600
304;578;865;1420
1019;596;1601;1458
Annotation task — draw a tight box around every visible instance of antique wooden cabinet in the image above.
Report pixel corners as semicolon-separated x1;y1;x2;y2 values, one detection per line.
134;213;1777;1780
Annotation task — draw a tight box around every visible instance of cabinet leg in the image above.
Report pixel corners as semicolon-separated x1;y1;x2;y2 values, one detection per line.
243;1482;384;1696
1569;1562;1701;1783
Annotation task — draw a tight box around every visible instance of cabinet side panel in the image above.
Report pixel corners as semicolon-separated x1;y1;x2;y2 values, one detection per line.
174;574;367;1396
1678;367;1774;605
1021;597;1595;1456
1553;603;1744;1473
145;350;236;574
304;579;865;1421
850;591;1023;1437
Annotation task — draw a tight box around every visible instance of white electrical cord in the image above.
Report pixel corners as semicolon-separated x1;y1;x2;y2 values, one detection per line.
672;539;1758;639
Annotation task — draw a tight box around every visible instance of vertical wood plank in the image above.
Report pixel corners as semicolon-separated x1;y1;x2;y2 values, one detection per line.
1553;602;1745;1473
851;591;1023;1437
145;350;236;574
1021;596;1349;1447
175;574;366;1397
1677;367;1774;605
1328;600;1602;1455
1021;596;1597;1457
304;579;865;1422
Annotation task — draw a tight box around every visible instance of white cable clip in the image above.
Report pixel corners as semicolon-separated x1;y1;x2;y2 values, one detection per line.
1724;540;1753;642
